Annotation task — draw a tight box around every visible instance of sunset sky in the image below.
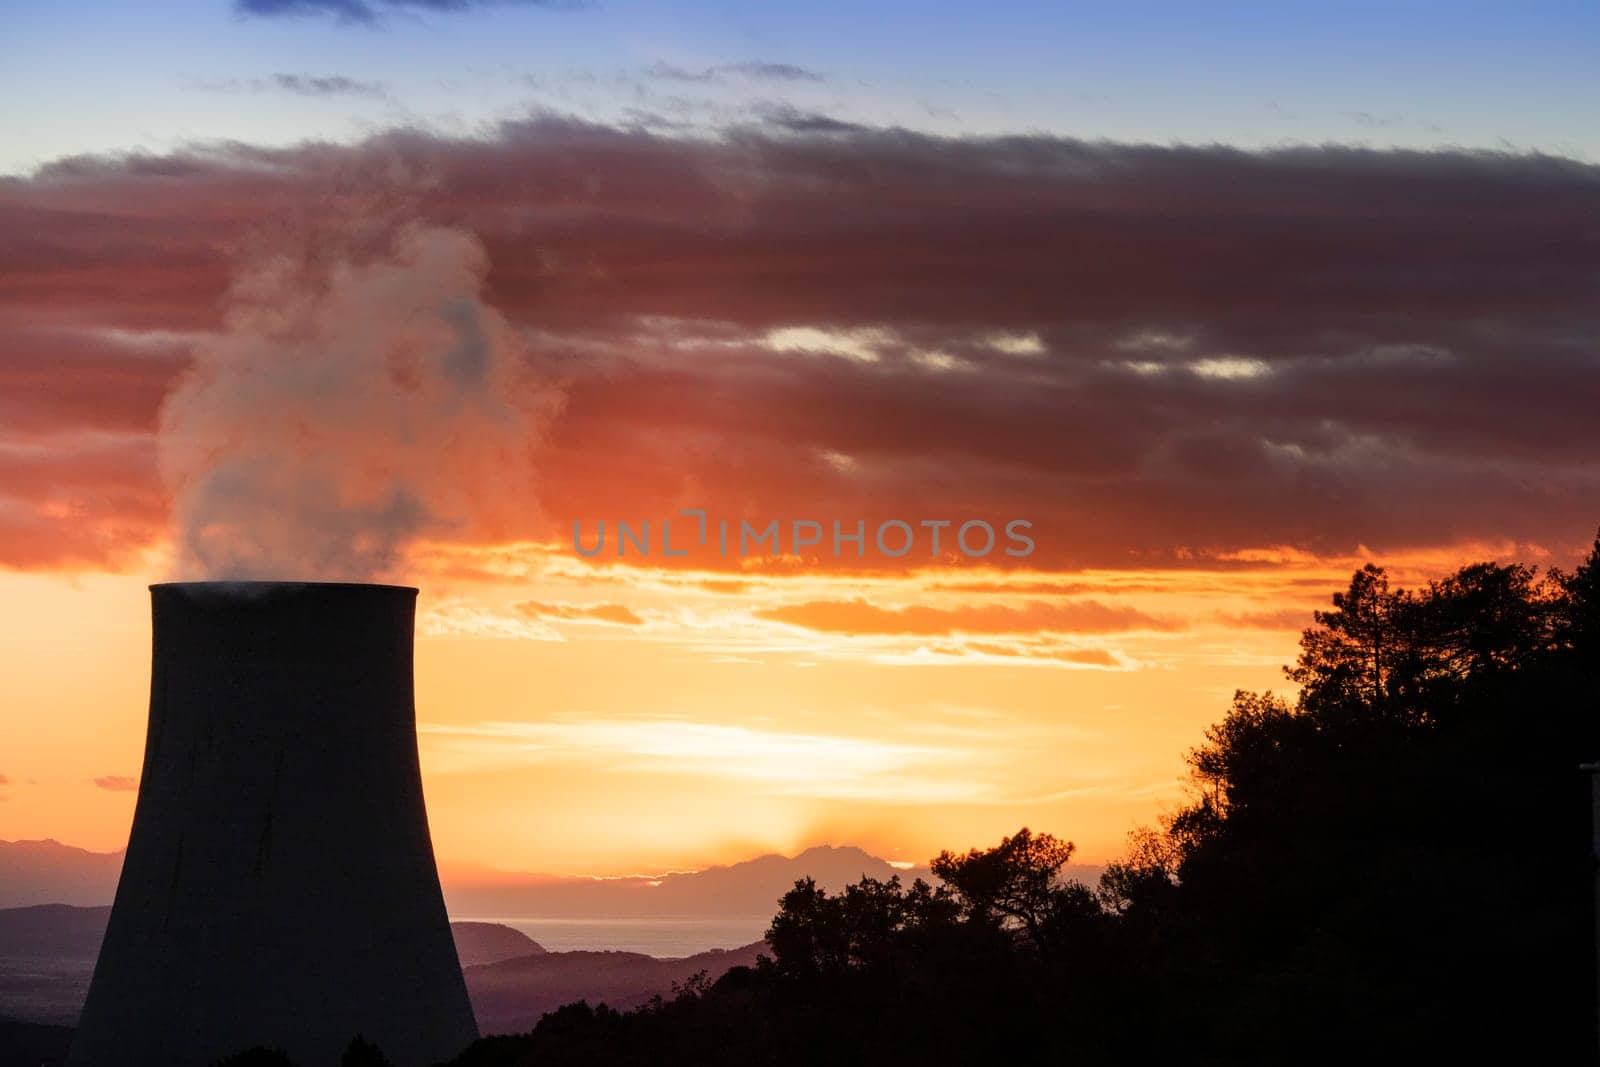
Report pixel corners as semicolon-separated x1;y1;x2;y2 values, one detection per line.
1;0;1597;877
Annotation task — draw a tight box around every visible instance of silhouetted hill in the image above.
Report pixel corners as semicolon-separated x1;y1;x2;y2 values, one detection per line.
465;942;768;1035
452;921;547;966
0;905;548;1026
0;906;108;962
0;899;762;1045
0;842;121;909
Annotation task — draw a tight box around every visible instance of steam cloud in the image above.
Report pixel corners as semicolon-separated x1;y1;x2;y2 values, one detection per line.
159;224;552;581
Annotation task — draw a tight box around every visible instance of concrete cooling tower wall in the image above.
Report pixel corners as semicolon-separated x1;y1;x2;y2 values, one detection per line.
68;582;479;1067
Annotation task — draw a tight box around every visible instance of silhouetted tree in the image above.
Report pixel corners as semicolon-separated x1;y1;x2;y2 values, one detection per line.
212;1049;295;1067
340;1035;392;1067
928;827;1105;962
765;873;960;980
1106;549;1600;1062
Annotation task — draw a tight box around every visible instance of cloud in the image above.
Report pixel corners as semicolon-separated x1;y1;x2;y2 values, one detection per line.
1214;608;1315;630
421;600;563;640
763;326;890;362
0;434;164;570
755;103;865;133
754;598;1180;636
422;717;988;801
236;0;583;24
93;776;138;791
515;600;644;625
645;61;823;84
2;119;1598;575
266;74;387;97
960;642;1119;667
193;74;387;97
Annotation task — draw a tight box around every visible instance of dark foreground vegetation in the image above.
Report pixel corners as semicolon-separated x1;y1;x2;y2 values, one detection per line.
0;1018;71;1067
429;542;1600;1066
203;538;1600;1065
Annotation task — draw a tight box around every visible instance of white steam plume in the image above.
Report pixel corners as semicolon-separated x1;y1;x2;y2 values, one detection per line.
159;224;555;581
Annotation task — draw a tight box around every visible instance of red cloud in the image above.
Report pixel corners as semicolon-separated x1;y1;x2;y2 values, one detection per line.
3;120;1598;574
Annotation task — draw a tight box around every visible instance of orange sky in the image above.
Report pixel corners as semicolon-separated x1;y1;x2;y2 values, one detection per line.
0;538;1574;875
2;123;1597;876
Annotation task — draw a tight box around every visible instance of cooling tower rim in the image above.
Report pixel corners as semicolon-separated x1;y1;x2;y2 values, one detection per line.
150;580;419;594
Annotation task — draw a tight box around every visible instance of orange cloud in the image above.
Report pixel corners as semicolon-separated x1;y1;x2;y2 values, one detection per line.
514;600;645;626
1214;608;1316;630
753;598;1180;636
959;641;1120;667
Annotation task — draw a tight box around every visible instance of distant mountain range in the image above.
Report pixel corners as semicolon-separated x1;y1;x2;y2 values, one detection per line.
0;842;121;909
0;905;552;1027
452;921;546;965
0;902;761;1038
465;943;769;1034
444;844;956;919
1;837;1104;918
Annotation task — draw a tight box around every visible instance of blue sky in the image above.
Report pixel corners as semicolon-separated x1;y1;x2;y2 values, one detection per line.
3;0;1596;175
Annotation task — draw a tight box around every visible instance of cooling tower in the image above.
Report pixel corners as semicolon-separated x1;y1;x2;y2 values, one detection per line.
68;582;479;1067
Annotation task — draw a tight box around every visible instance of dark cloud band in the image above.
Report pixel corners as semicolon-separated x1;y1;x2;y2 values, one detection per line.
2;117;1596;570
235;0;584;25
